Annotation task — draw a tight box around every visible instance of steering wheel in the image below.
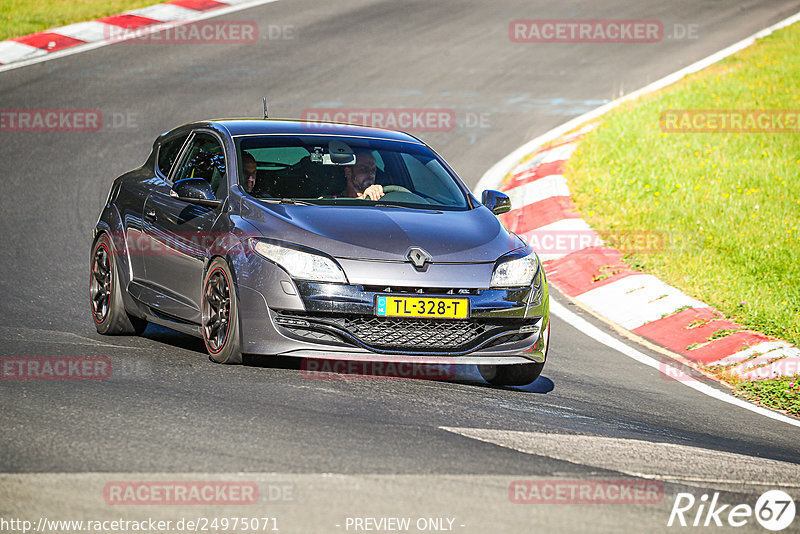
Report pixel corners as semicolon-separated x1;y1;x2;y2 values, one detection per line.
379;185;430;204
381;185;412;194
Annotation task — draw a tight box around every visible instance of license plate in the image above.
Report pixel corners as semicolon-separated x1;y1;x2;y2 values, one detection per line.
375;295;470;319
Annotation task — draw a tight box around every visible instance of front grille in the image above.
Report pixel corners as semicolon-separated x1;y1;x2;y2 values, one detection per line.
332;316;487;349
276;312;536;354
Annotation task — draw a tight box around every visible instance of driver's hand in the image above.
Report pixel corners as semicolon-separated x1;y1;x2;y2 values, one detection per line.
358;184;384;201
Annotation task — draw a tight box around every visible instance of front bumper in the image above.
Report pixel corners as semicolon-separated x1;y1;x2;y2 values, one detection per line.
237;277;549;364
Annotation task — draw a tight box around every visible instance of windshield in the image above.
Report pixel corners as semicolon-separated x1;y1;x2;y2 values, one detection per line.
233;135;470;210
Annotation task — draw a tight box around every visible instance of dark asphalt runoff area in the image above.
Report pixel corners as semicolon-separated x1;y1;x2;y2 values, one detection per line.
1;1;799;531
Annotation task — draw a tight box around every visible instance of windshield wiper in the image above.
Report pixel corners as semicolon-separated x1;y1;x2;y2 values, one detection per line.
372;200;424;210
371;202;416;209
262;198;314;205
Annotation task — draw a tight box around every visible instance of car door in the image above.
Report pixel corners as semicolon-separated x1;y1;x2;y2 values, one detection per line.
126;132;190;281
141;131;228;323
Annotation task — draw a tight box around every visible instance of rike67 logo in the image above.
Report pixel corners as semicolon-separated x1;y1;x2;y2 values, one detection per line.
668;490;795;531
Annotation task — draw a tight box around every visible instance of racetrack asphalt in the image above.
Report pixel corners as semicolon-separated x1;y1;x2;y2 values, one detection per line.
1;1;799;531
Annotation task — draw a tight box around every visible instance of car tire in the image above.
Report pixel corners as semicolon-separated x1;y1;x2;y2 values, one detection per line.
478;362;544;386
90;234;147;335
480;316;550;386
202;258;242;364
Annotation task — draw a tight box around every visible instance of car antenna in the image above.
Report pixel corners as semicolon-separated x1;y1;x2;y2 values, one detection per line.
262;97;269;119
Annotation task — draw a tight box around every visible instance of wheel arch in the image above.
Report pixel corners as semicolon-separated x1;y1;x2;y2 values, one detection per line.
202;229;251;296
94;204;133;288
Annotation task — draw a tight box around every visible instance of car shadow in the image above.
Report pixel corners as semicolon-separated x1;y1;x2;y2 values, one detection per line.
242;354;301;370
242;355;555;394
511;376;555;393
140;325;554;394
448;365;555;394
140;323;207;354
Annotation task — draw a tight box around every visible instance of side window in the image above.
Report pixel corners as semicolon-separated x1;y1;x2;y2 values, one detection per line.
173;133;227;199
157;134;188;178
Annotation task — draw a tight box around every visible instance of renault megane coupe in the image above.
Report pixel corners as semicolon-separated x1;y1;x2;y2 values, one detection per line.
90;118;550;385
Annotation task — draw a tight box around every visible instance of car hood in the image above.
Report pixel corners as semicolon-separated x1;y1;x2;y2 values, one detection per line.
241;201;524;263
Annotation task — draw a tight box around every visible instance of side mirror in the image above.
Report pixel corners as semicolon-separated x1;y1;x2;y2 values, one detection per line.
172;178;221;207
482;190;511;215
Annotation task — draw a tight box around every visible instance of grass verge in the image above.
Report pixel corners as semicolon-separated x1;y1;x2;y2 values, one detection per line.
1;0;165;41
735;375;800;416
566;22;800;414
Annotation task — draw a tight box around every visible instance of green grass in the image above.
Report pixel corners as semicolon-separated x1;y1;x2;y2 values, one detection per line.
1;0;165;41
567;22;800;347
566;22;800;415
735;375;800;416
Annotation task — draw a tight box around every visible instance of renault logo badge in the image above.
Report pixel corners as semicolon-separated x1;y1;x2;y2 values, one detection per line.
406;247;432;270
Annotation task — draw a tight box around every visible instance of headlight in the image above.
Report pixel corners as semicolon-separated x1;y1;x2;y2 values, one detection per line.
490;253;539;288
251;241;347;283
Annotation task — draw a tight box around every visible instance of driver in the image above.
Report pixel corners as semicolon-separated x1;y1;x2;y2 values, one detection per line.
241;151;258;194
342;151;385;200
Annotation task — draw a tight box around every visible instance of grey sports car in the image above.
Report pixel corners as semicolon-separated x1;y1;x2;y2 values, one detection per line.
91;118;550;385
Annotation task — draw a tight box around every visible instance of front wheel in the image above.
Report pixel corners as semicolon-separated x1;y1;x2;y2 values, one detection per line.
202;258;242;364
478;362;544;386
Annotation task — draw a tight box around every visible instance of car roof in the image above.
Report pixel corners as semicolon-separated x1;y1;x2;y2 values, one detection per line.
187;118;425;144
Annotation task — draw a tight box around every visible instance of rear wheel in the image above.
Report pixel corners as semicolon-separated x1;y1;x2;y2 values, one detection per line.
202;258;242;364
90;234;147;335
478;362;544;386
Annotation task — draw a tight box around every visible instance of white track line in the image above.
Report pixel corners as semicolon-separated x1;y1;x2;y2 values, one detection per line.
550;299;800;428
440;427;800;486
0;0;281;74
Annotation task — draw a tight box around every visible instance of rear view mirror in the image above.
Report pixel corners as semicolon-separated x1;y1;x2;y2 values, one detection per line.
322;153;356;165
326;139;356;165
482;190;511;215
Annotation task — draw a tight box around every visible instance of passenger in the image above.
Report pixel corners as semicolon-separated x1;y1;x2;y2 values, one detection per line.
342;151;384;200
241;151;258;194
